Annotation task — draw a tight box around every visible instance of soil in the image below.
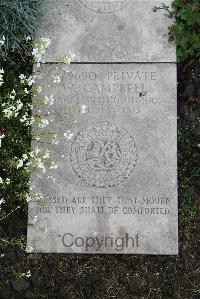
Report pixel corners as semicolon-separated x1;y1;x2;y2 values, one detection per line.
0;60;199;299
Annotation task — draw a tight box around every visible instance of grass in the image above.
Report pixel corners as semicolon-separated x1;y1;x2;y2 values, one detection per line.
0;0;42;57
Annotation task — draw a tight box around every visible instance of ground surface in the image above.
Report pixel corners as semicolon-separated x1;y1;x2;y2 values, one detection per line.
0;60;199;299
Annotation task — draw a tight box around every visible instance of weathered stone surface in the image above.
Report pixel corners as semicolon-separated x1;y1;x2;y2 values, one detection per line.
27;63;178;254
40;0;176;62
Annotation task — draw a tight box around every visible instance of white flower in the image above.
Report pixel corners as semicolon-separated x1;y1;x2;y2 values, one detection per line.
22;154;28;161
62;51;75;64
51;134;58;145
37;159;46;173
16;99;23;111
20;114;27;123
64;130;73;140
49;95;54;105
36;86;42;93
27;75;36;86
28;116;35;125
26;270;31;278
19;74;25;79
32;38;51;63
32;47;39;57
0;198;5;206
41;37;51;48
5;178;10;185
10;89;16;100
34;146;41;155
43;152;50;159
50;162;58;170
52;139;58;145
25;245;33;253
26;195;32;203
26;36;31;41
3;100;23;118
38;118;49;128
3;107;14;118
0;68;4;74
16;159;24;169
80;104;87;113
32;215;38;224
53;75;61;84
0;254;5;258
35;136;40;141
19;74;26;83
0;35;5;46
0;177;3;184
0;134;5;148
24;88;29;94
44;95;54;105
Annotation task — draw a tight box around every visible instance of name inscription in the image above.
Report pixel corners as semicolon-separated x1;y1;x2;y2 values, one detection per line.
57;69;159;115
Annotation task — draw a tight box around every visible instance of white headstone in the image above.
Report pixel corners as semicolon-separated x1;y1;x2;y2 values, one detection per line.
27;0;178;254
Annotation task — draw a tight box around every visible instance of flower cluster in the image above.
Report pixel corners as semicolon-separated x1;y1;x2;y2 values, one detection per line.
0;198;5;210
64;130;73;140
1;36;87;243
19;74;36;86
80;104;87;114
32;38;51;67
44;95;54;105
2;98;23;119
2;93;35;127
25;245;33;253
14;147;53;174
0;177;10;185
62;50;76;64
0;35;5;46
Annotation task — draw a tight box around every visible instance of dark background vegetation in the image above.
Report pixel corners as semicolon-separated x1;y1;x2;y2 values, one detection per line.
0;0;200;298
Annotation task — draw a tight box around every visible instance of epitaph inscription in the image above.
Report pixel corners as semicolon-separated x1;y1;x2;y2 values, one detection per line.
70;122;137;188
79;0;130;13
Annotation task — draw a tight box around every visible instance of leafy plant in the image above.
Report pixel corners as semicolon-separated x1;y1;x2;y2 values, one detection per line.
0;0;42;56
154;0;200;60
170;0;200;60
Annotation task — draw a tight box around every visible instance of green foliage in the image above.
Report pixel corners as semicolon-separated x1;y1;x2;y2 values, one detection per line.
0;0;42;56
170;0;200;60
0;52;33;221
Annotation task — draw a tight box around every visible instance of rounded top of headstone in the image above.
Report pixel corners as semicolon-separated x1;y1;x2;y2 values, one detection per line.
79;0;130;13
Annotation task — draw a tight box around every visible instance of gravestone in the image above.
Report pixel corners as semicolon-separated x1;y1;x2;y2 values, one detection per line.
27;0;178;254
42;0;176;62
